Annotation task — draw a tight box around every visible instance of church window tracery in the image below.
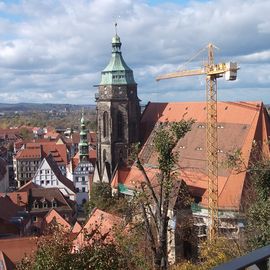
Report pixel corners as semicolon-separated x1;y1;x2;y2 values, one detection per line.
103;111;109;138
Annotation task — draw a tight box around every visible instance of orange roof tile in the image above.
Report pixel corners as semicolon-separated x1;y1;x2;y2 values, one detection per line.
44;209;71;230
72;221;82;234
0;196;24;220
0;191;28;207
0;237;37;265
74;208;123;248
121;101;270;211
15;147;41;159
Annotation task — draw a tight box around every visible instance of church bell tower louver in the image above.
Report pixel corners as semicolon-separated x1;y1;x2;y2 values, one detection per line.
95;27;141;181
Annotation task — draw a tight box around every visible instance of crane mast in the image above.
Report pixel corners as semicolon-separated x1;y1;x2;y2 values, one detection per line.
156;43;238;241
206;44;218;240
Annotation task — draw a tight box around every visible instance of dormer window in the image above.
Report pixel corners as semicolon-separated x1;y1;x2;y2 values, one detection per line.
33;200;39;209
51;199;57;208
198;125;205;129
43;201;48;208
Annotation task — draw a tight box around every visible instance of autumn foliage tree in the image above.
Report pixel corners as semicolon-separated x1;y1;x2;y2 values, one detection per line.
17;223;144;270
132;119;194;270
225;143;270;251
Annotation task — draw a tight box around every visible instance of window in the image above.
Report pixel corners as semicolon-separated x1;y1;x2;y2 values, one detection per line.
82;177;85;183
32;216;37;222
103;149;107;162
41;180;44;185
103;111;109;138
52;200;57;208
82;187;86;192
195;147;203;151
46;180;50;185
33;201;39;209
117;111;124;139
76;188;80;192
75;177;79;182
43;202;48;208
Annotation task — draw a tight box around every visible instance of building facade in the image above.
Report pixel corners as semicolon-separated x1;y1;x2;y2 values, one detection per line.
32;155;76;201
95;32;140;181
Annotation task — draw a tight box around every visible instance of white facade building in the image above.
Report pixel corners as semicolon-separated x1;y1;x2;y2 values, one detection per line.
32;155;76;201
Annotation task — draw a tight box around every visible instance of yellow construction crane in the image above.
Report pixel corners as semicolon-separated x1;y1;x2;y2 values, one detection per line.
156;43;238;241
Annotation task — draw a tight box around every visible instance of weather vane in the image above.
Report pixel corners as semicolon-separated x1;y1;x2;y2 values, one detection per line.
115;22;118;35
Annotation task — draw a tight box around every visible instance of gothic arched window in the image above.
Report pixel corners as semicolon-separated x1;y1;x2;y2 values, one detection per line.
117;111;124;140
103;149;107;162
103;111;109;138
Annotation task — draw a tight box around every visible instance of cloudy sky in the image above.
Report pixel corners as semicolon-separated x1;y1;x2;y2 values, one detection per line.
0;0;269;104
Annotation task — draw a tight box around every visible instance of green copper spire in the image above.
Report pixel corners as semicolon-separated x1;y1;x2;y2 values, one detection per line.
100;25;136;85
79;109;89;162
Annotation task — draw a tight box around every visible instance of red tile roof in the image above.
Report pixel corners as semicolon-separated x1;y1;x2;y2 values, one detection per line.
0;237;37;266
118;101;270;210
44;209;71;230
0;191;28;207
0;196;24;221
72;221;82;234
74;208;123;248
15;147;41;159
15;142;68;166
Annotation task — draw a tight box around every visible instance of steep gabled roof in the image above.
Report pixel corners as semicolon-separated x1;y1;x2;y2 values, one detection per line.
72;221;82;234
43;155;75;193
118;101;270;211
74;208;123;248
44;208;71;230
18;181;40;192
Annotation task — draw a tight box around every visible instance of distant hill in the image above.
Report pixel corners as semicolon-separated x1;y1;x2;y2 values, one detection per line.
0;103;96;112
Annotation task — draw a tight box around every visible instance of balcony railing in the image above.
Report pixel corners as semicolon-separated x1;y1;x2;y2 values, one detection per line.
213;245;270;270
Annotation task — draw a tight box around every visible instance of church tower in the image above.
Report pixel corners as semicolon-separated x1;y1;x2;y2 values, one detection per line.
78;110;89;162
96;28;140;181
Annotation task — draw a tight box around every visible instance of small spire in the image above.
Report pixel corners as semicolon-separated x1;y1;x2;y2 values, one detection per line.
81;108;85;124
115;22;118;36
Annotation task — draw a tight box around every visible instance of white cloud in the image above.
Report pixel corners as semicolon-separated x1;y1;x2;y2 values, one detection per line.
0;0;269;104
